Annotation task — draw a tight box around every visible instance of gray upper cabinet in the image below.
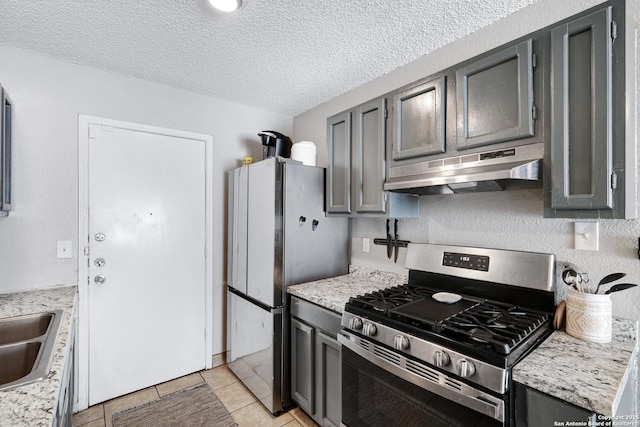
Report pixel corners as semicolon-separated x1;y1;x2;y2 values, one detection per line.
549;7;612;210
391;76;446;160
545;1;636;219
326;97;419;217
456;39;535;150
352;98;387;213
326;111;352;214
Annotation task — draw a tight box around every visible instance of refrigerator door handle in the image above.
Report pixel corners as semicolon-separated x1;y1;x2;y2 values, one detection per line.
227;285;283;314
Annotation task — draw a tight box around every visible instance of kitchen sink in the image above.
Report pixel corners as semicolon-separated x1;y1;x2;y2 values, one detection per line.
0;312;55;345
0;310;63;391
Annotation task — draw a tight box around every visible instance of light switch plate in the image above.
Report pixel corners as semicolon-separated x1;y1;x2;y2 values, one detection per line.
574;222;599;251
57;240;72;259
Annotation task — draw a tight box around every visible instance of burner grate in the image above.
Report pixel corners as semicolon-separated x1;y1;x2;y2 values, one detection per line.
347;284;433;313
440;302;549;354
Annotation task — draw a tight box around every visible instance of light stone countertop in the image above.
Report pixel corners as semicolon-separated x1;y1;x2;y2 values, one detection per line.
287;265;407;313
513;318;638;417
0;286;77;427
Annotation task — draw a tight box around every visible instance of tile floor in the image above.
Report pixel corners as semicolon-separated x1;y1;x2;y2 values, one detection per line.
72;365;319;427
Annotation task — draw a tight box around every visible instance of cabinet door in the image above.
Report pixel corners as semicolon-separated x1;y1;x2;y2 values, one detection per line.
514;382;596;426
392;76;446;160
456;39;535;149
352;98;386;214
326;111;352;214
291;318;315;414
316;332;341;427
549;7;613;210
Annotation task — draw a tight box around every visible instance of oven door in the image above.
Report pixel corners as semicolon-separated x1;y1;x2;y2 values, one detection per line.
338;332;506;427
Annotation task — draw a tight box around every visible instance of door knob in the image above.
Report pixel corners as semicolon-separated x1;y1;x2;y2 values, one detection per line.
94;275;106;285
94;232;106;242
94;258;106;267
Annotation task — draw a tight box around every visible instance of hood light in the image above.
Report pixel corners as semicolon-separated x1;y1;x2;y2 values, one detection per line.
208;0;242;12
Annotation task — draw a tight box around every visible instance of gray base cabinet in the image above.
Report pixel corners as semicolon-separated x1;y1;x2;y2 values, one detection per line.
515;374;637;427
290;296;342;427
54;312;76;427
514;382;597;426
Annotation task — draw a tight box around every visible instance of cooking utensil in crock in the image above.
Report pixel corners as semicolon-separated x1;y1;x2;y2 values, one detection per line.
562;269;580;290
594;272;626;294
604;283;637;294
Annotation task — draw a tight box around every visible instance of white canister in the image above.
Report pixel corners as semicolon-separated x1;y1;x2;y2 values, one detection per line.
565;288;612;343
291;141;316;166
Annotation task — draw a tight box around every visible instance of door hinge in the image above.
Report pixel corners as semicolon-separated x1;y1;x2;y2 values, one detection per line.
532;105;537;121
611;21;618;43
532;53;537;70
384;108;388;119
204;244;207;258
84;246;90;256
611;172;618;190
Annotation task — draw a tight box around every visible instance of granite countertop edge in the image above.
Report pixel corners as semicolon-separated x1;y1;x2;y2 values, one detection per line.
287;265;408;314
0;286;78;427
512;318;638;417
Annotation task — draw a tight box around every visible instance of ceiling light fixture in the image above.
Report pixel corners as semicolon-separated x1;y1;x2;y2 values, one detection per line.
208;0;242;12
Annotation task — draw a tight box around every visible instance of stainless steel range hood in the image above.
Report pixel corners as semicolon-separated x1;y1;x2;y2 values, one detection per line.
384;143;543;195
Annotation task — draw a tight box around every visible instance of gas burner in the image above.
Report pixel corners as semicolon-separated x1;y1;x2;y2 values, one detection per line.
347;284;432;313
468;327;494;343
440;301;550;354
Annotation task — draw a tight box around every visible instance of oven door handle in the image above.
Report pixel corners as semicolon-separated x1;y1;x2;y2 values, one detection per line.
337;331;505;423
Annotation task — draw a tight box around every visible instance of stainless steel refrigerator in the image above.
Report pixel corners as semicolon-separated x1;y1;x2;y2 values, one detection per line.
226;157;348;414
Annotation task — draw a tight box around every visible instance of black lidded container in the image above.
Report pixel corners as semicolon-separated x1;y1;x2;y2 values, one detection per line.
258;131;292;159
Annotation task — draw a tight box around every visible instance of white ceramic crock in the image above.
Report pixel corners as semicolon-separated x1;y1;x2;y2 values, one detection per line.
565;288;612;343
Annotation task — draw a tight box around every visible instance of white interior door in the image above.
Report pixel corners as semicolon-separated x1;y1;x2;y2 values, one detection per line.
86;122;207;405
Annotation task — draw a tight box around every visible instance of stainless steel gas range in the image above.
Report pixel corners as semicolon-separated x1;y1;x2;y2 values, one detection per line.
338;243;556;427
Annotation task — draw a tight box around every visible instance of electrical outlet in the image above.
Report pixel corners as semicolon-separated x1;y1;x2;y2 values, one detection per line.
362;238;371;253
57;240;72;259
574;222;599;251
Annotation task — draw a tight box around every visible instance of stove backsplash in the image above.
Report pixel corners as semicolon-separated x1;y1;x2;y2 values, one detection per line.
349;190;640;322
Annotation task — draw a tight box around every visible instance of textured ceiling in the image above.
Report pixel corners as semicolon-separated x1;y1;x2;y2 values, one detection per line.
0;0;540;116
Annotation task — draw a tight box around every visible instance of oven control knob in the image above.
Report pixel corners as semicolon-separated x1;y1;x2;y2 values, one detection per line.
432;350;450;367
348;317;363;330
394;335;410;350
362;322;377;337
457;359;476;378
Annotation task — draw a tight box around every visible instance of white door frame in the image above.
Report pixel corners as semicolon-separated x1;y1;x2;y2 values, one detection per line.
76;115;214;411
